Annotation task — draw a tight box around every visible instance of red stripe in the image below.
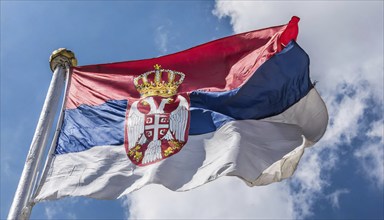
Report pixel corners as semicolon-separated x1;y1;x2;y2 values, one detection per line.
66;17;300;109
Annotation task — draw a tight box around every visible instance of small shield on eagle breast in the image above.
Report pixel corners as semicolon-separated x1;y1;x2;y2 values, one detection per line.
144;114;170;141
124;65;190;166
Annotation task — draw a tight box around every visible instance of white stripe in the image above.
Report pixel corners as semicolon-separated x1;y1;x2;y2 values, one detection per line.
34;88;328;201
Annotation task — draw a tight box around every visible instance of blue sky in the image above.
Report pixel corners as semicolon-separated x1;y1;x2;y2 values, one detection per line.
1;1;383;219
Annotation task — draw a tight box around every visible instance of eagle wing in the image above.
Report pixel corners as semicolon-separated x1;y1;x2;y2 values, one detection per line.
169;95;189;142
127;100;145;149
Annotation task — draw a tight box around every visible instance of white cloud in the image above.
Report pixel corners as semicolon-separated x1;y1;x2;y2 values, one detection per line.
125;1;383;219
289;150;327;218
354;119;384;189
44;205;57;220
327;189;350;209
155;25;169;55
127;177;294;219
213;1;383;96
213;1;383;218
367;120;384;141
154;20;174;55
321;79;371;145
42;199;78;219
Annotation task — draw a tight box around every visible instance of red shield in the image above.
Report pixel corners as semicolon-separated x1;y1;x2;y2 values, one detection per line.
125;94;190;166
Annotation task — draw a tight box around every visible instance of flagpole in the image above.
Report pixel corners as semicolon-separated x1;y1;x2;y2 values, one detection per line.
7;49;77;220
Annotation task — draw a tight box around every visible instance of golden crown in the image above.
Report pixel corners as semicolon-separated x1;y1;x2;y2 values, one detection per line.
134;64;185;98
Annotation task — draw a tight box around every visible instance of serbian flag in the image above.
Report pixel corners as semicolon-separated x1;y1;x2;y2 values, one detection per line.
35;17;328;201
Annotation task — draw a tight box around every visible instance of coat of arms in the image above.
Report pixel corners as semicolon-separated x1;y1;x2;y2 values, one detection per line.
125;64;190;166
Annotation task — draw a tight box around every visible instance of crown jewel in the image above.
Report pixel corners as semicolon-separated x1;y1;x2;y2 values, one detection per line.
134;64;185;98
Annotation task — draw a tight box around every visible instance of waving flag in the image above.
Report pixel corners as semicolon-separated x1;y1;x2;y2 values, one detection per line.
35;16;328;201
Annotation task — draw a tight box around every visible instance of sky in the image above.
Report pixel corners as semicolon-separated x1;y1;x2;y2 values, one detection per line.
1;1;383;219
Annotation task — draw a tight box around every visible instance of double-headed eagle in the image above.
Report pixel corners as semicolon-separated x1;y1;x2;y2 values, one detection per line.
125;65;189;166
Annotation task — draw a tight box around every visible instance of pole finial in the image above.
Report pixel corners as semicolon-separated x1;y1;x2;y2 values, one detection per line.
49;48;77;72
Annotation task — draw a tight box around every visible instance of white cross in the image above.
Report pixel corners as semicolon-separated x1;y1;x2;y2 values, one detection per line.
145;114;169;140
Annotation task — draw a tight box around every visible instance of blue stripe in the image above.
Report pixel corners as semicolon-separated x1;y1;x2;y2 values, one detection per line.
56;41;311;154
55;100;127;154
189;41;311;134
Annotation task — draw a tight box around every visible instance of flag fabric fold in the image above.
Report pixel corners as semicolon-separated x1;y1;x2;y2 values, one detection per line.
34;16;328;202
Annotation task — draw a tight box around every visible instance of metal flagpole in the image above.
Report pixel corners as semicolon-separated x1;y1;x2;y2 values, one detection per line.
31;51;73;204
7;49;77;220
